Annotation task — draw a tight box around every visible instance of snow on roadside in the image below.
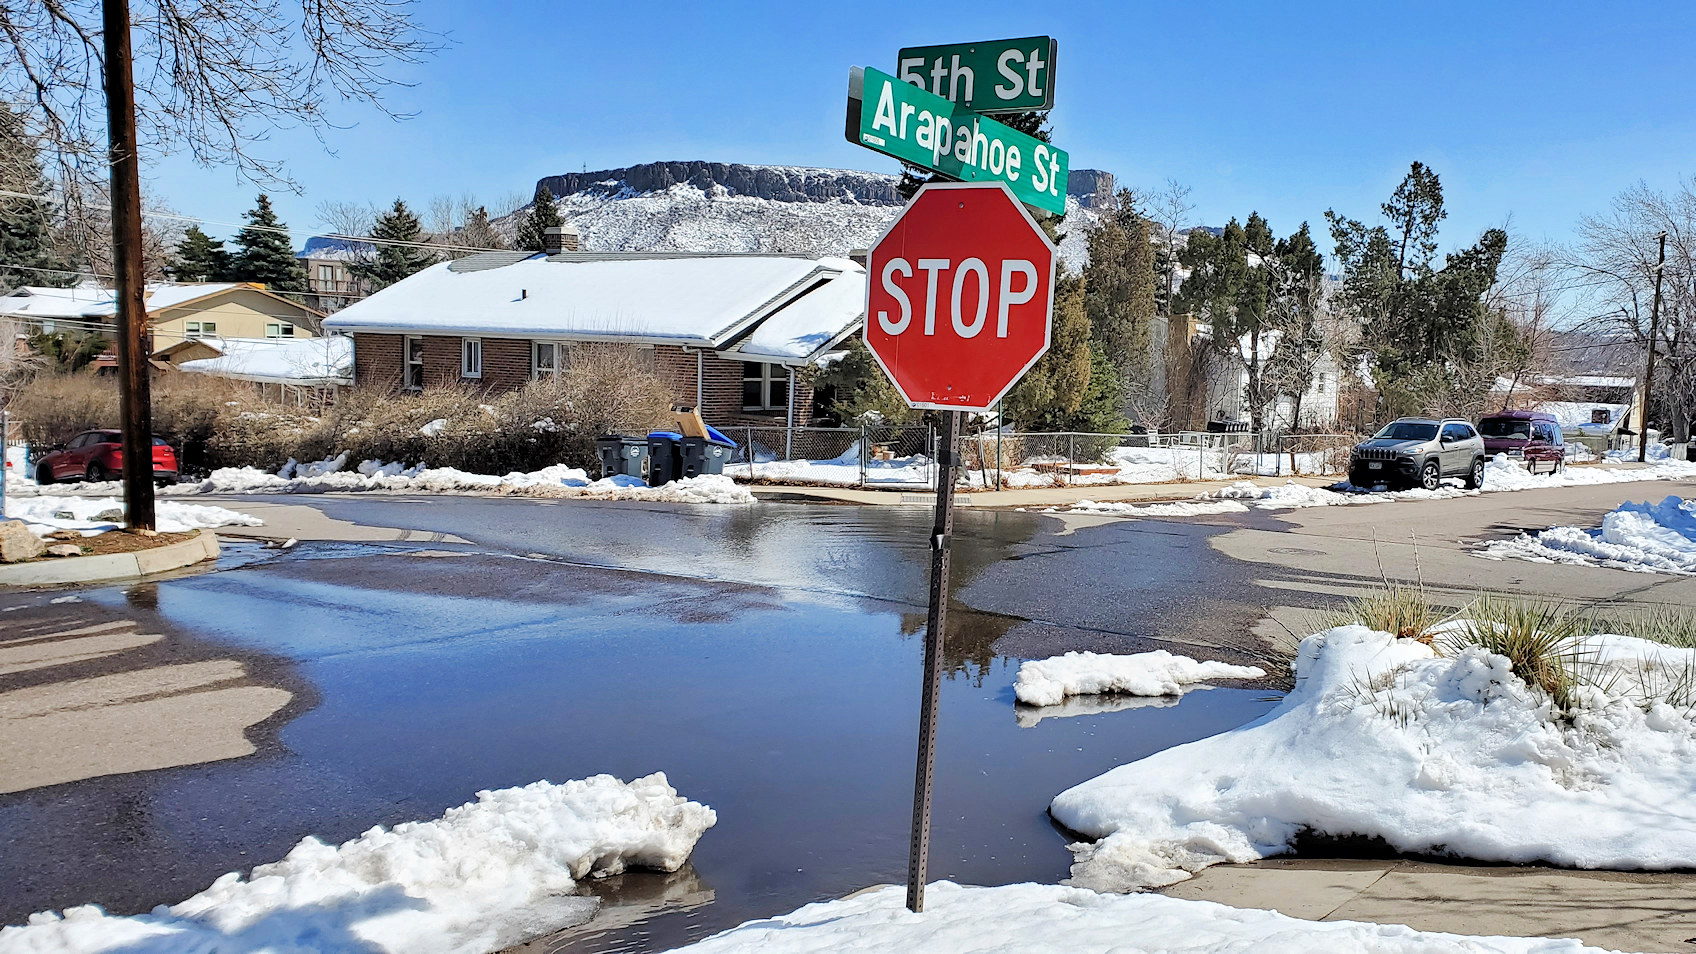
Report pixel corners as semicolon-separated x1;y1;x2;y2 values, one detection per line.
1063;499;1248;518
1015;651;1266;707
1477;496;1696;575
0;773;716;954
1050;624;1696;893
4;495;263;538
513;474;756;505
672;881;1619;953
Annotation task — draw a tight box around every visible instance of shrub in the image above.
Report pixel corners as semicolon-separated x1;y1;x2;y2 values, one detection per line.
8;372;120;447
1442;596;1589;711
1326;585;1448;644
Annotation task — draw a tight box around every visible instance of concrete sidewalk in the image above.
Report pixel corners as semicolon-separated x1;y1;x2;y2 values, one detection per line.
1160;857;1696;952
749;473;1336;508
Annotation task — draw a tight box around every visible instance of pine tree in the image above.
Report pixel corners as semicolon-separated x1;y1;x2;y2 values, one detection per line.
230;194;307;291
515;183;562;252
170;225;232;282
0;107;74;290
1004;271;1092;429
351;198;435;289
1083;189;1158;402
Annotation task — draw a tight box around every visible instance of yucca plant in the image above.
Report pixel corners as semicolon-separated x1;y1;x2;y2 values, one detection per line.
1444;596;1590;711
1326;585;1448;645
1585;605;1696;649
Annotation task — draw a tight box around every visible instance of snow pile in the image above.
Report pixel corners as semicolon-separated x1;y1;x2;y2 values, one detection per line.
524;473;757;505
418;418;447;437
1015;651;1266;707
1478;496;1696;575
4;495;262;537
743;444;933;487
674;881;1618;953
0;773;715;954
1051;624;1696;893
1063;499;1249;518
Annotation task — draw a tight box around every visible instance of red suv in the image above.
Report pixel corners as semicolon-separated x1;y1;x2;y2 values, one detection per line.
1478;411;1566;474
34;430;179;485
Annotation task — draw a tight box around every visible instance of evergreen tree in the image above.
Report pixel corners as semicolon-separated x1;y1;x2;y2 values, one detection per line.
1004;271;1092;429
1082;189;1157;403
230;194;306;291
170;225;232;282
0;107;73;290
815;337;919;424
351;198;435;289
515;183;562;252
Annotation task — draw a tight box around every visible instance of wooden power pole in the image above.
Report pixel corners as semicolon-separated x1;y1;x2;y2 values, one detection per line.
102;0;156;529
1639;231;1667;464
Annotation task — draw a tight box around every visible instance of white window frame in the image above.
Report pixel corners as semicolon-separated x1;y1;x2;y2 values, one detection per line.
405;335;424;390
461;337;483;379
185;321;202;338
532;340;572;379
742;361;789;411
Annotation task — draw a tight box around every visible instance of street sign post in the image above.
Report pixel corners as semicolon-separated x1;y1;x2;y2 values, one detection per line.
897;36;1057;113
863;182;1057;913
846;67;1069;217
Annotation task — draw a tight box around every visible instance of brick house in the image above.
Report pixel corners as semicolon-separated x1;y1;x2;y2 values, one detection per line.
322;231;866;431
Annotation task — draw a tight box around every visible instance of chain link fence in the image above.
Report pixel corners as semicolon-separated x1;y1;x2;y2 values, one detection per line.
731;423;937;488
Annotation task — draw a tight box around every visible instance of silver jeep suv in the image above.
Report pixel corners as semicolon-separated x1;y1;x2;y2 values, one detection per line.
1348;417;1486;491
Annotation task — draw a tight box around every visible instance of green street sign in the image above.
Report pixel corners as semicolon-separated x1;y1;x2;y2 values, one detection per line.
846;66;1069;217
897;36;1057;113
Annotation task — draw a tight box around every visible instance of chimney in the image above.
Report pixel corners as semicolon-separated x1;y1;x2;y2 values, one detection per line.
849;248;868;267
543;223;581;255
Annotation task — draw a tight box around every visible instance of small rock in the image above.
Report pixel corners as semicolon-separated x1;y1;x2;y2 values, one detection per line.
96;509;124;522
45;544;83;558
52;510;74;520
136;528;159;538
0;520;46;563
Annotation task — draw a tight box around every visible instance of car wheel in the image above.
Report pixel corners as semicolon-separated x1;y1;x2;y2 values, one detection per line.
1464;457;1484;490
1419;460;1441;491
35;463;53;485
86;463;108;482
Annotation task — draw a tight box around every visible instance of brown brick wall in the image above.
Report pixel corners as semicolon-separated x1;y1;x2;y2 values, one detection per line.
351;335;818;425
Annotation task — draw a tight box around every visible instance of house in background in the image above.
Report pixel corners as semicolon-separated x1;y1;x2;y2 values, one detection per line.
152;335;353;405
82;283;323;347
297;237;374;314
0;285;114;334
323;229;865;432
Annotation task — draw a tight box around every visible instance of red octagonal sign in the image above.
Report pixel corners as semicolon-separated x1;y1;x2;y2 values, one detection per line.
864;181;1057;412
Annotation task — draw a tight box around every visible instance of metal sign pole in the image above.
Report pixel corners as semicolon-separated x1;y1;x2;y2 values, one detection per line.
907;408;961;913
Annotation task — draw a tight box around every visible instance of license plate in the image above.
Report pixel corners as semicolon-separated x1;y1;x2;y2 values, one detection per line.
1368;461;1382;470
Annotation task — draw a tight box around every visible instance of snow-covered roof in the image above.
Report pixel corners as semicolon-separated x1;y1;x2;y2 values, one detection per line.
725;268;865;362
1492;373;1637;393
1536;400;1630;434
81;283;244;317
323;253;863;350
177;336;353;386
0;285;113;319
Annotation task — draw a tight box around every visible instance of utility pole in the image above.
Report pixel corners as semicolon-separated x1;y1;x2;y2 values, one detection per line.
102;0;156;529
1639;231;1667;464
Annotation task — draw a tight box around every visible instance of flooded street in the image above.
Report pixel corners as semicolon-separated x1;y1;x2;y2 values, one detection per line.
0;499;1287;951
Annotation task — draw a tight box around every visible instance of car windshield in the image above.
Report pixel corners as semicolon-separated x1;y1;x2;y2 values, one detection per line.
1374;422;1438;441
1480;419;1533;439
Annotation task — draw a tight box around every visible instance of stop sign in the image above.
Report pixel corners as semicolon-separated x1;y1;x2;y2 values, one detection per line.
864;181;1057;412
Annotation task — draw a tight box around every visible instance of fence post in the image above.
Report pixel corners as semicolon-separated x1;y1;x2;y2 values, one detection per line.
860;423;868;488
748;426;755;480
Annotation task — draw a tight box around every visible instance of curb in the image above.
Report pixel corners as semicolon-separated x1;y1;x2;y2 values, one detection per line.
0;530;220;587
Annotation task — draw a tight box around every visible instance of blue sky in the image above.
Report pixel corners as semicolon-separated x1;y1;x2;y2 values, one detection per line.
147;0;1696;257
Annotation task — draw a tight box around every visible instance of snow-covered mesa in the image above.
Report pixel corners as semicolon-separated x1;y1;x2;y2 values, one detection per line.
4;495;262;537
1050;624;1696;893
673;882;1617;953
1015;651;1265;707
0;773;715;954
1478;495;1696;574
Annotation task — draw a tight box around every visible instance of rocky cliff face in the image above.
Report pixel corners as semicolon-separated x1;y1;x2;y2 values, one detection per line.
536;161;1114;207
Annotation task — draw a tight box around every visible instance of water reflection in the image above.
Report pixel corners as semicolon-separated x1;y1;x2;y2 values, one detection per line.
515;865;714;954
1014;692;1182;728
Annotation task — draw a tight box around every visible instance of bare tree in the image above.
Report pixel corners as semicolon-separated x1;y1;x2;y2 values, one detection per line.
1;2;438;189
315;200;375;239
54;180;184;281
1568;180;1696;441
1150;178;1195;316
0;314;44;404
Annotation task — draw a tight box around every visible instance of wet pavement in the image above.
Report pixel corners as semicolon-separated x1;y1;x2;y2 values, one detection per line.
0;498;1305;951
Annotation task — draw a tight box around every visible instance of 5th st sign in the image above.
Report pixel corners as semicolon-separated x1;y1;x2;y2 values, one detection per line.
897;36;1057;113
863;181;1057;412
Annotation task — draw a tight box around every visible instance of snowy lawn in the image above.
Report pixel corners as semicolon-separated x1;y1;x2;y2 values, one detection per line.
0;773;715;954
1014;650;1265;707
4;495;262;537
672;881;1620;953
1477;496;1696;575
1050;622;1696;893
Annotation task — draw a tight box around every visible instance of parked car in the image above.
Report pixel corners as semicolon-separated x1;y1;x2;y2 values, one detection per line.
1348;418;1487;491
1478;410;1566;474
33;430;178;485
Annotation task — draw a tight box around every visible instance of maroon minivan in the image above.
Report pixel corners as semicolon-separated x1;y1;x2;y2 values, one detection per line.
1478;411;1566;474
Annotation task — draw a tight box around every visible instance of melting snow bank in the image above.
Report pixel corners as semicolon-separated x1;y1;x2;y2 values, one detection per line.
0;773;715;954
1477;496;1696;575
4;495;262;537
1015;651;1265;707
505;474;756;505
1049;625;1696;893
672;882;1620;953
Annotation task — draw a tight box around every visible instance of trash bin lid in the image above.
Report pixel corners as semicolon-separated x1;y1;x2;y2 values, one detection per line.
648;431;683;442
703;424;736;447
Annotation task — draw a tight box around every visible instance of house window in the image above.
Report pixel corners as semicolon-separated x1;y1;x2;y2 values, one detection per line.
184;321;217;339
461;338;482;378
265;323;296;338
637;344;655;373
742;362;789;411
533;341;572;379
317;264;335;290
405;335;424;389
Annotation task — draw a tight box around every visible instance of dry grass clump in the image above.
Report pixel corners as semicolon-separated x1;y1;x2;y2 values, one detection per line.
1326;585;1449;644
1442;596;1590;711
1585;605;1696;649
